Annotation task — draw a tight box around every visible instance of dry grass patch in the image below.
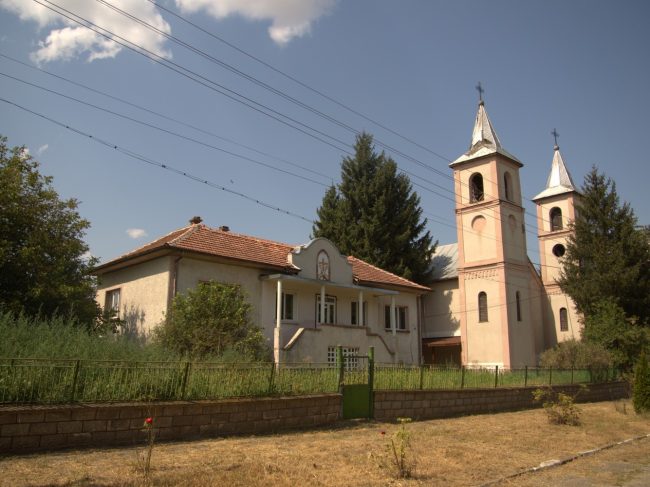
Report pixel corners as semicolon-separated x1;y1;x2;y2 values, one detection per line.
1;401;648;487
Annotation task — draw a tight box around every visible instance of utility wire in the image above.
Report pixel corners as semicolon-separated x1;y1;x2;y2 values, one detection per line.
0;53;333;181
0;96;314;224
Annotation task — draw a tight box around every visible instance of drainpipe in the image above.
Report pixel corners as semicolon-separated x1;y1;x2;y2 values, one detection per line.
167;256;183;313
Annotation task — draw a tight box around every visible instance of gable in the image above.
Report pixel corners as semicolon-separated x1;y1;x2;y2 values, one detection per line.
289;238;354;285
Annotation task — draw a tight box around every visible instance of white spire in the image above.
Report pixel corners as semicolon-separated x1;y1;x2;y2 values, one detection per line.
451;101;521;166
533;145;578;200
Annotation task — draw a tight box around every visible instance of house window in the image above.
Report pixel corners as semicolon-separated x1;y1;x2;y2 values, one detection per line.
550;207;563;231
478;292;488;322
516;291;522;321
316;294;336;324
105;289;121;317
504;172;513;201
327;346;360;369
559;308;568;332
470;173;484;203
384;305;407;331
351;301;368;326
275;292;294;320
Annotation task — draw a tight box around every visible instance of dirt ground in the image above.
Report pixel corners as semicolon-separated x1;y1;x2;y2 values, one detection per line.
1;400;648;486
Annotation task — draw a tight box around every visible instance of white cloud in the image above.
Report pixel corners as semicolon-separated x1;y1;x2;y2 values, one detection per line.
37;144;49;156
175;0;337;45
126;228;148;239
0;0;171;63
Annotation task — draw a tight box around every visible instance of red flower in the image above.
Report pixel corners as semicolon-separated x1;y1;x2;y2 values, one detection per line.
380;431;386;436
144;417;153;424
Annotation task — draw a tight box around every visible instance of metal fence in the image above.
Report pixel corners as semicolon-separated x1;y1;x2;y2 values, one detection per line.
0;357;619;405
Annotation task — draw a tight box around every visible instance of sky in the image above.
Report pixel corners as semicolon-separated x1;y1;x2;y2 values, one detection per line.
1;0;649;267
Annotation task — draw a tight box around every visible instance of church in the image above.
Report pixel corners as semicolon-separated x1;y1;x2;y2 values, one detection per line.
421;96;582;368
94;96;582;369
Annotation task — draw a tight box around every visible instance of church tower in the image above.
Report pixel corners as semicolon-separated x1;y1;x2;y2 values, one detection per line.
533;134;581;345
451;91;537;368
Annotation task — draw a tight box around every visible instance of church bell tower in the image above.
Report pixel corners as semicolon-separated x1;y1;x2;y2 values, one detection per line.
451;86;537;368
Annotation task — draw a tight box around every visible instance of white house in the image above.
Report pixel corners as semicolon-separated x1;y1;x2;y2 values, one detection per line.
94;222;429;365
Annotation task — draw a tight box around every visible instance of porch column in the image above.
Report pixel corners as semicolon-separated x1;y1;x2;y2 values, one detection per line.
274;280;282;365
358;291;364;327
320;285;326;324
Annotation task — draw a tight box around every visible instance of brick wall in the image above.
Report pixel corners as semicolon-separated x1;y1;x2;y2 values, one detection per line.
374;382;629;421
0;394;341;454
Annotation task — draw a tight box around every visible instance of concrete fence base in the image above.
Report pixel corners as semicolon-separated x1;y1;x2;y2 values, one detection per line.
0;394;341;454
374;382;629;421
0;382;629;454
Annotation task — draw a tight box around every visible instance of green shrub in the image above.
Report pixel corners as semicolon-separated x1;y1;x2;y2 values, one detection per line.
154;281;269;361
633;351;650;413
539;338;611;369
533;387;583;425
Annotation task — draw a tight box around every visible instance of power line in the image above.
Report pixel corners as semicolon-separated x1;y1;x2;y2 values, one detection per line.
0;70;330;188
0;53;333;182
0;96;315;224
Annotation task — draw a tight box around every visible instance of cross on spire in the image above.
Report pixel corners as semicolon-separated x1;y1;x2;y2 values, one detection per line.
476;82;484;104
551;128;560;149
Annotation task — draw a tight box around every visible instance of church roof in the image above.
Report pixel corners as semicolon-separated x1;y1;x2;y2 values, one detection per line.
532;145;578;200
450;101;522;167
430;243;458;281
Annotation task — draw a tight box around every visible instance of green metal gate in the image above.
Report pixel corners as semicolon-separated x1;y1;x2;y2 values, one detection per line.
338;346;374;419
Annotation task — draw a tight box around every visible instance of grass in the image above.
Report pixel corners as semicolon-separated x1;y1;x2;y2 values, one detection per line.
0;400;648;486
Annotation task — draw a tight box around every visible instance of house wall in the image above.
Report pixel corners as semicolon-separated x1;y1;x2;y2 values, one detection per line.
96;257;172;335
422;279;460;338
280;292;420;364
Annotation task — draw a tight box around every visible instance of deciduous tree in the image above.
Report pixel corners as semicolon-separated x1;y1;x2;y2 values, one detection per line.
0;135;99;324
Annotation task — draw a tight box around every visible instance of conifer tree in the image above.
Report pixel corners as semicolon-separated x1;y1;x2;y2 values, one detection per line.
313;133;435;284
633;350;650;413
558;167;650;322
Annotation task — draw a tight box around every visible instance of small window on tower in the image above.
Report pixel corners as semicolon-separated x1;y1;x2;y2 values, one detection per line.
478;292;488;322
470;173;484;203
516;291;522;321
552;244;566;257
559;308;568;332
550;207;563;231
504;172;513;201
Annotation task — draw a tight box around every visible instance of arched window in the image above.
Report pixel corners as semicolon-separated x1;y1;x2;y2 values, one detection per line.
504;172;513;201
470;173;484;203
478;292;488;322
550;207;563;231
559;308;568;332
516;291;522;321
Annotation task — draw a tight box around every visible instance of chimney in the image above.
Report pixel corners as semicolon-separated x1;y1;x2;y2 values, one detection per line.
189;216;202;225
219;225;230;232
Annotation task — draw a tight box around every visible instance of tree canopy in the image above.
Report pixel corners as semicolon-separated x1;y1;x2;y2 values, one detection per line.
155;281;269;360
312;133;435;284
0;135;99;324
558;167;650;369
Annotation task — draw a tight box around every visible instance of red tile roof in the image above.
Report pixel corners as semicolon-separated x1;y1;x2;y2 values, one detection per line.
96;224;429;292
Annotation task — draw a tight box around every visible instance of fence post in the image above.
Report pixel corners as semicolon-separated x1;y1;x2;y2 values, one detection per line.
589;367;593;383
494;365;499;388
69;360;81;403
460;365;465;389
419;365;424;390
368;346;375;419
336;345;344;391
524;365;528;387
571;367;574;384
180;361;191;400
268;362;276;395
548;366;553;385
